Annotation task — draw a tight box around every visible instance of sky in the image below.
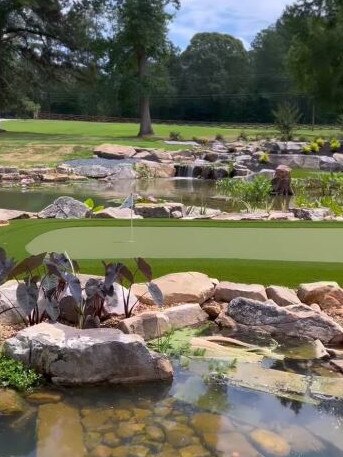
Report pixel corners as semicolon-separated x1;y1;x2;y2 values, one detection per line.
169;0;294;50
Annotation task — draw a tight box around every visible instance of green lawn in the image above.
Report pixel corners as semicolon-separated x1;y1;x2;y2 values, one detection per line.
0;119;341;167
2;218;343;287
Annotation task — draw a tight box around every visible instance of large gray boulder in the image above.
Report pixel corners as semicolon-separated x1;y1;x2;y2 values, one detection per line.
216;297;343;344
38;196;91;219
3;323;173;385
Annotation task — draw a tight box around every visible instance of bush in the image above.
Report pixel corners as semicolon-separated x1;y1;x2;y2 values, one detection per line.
259;152;270;164
237;130;248;141
216;175;272;211
330;138;341;152
272;102;302;141
302;145;312;154
0;355;42;391
215;133;224;141
315;138;325;148
310;142;320;153
169;131;183;141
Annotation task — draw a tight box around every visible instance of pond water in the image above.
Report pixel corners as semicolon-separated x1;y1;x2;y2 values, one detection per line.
1;360;343;457
0;179;223;212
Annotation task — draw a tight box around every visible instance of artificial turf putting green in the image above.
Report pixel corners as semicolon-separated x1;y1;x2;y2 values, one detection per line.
1;218;343;287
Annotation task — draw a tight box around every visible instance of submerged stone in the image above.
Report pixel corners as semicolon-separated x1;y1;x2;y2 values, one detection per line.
0;389;26;415
250;428;291;456
37;403;84;457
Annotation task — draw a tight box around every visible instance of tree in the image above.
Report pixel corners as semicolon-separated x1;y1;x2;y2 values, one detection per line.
115;0;180;136
284;0;343;111
175;33;250;121
0;0;96;112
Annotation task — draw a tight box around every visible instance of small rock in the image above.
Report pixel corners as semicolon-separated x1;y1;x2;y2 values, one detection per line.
266;285;301;307
26;391;62;404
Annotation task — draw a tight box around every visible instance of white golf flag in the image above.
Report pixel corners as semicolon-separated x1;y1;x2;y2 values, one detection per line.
120;193;134;209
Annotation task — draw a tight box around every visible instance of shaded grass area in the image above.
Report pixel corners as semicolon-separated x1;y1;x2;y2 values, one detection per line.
0;119;342;167
1;218;343;287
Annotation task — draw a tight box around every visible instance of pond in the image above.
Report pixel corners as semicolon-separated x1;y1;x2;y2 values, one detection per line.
1;360;343;457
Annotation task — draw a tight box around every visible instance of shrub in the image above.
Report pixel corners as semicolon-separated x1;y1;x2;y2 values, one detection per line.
0;355;42;391
302;145;312;154
272;102;302;141
316;196;343;216
330;138;341;152
315;138;325;148
310;142;320;153
215;133;224;142
216;175;272;211
169;131;183;141
259;152;270;164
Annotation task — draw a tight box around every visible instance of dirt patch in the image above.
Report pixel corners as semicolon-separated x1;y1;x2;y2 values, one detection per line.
0;324;24;345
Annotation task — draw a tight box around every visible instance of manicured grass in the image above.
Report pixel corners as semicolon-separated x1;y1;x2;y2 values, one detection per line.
0;119;342;167
2;219;343;287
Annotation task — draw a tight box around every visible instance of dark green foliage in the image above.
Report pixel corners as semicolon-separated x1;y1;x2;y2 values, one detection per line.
0;355;42;391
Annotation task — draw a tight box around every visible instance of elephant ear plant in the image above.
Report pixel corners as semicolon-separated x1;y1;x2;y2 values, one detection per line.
0;249;163;328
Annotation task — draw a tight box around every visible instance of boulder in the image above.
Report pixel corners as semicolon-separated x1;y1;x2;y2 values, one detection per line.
131;272;216;307
265;141;306;154
134;203;184;218
218;297;343;344
38;196;91;219
3;323;173;385
319;156;342;172
163;303;209;329
94;144;136;160
266;285;301;307
333;153;343;165
134;161;175;178
0;280;25;325
214;282;267;303
297;282;343;322
298;281;340;303
118;312;171;340
94;207;142;219
59;159;136;179
290;207;331;221
268;154;321;170
0;208;34;220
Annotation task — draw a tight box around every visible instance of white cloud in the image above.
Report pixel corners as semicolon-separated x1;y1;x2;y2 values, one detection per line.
169;0;294;49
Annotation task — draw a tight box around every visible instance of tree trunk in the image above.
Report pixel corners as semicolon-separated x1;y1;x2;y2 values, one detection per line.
137;51;154;137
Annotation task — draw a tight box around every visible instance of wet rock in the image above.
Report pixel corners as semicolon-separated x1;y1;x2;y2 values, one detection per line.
191;412;233;434
222;298;343;344
165;422;194;448
84;432;102;450
4;323;173;385
103;432;120;447
204;431;260;457
38;196;91;219
0;389;26;415
132;272;215;307
37;403;84;457
94;144;136;160
250;429;290;456
134;161;175;178
94;207;142;219
26;390;62;404
179;444;210;457
214;282;267;303
266;286;301;307
90;445;112;457
82;409;113;431
278;425;324;454
146;425;165;442
109;446;129;457
117;422;145;439
290;207;331;221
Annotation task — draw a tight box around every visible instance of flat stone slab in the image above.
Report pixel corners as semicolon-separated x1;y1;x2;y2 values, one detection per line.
4;323;173;385
0;208;35;220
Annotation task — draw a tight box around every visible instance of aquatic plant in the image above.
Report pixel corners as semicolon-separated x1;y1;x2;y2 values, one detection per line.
216;175;272;211
83;198;105;214
0;355;41;391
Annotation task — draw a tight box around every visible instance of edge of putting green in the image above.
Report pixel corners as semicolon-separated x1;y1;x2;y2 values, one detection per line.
1;218;343;287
